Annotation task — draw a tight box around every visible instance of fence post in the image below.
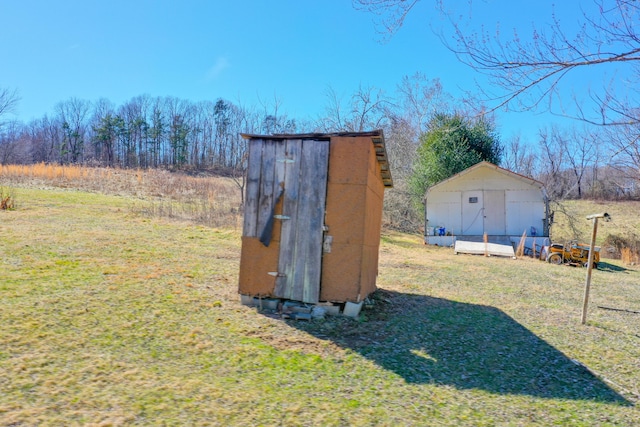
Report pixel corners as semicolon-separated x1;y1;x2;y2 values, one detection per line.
581;212;611;325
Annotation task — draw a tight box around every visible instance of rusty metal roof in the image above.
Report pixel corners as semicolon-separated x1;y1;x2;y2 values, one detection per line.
240;130;393;188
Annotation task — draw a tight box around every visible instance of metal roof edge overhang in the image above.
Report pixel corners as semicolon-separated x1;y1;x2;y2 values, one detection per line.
240;130;393;188
425;161;544;197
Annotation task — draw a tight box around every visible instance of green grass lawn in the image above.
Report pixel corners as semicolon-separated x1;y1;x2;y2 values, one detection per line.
1;187;639;426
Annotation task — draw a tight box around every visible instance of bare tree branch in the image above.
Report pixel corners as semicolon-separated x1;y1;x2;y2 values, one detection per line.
0;87;20;126
352;0;420;38
356;0;640;125
440;0;640;124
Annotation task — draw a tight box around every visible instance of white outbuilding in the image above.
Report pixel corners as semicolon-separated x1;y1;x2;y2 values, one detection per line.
424;161;550;248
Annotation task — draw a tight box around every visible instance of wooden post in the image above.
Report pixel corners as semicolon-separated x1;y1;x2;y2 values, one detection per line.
483;232;488;257
581;212;611;325
516;230;527;257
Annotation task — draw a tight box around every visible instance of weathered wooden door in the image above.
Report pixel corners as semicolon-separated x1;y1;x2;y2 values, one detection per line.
272;139;330;303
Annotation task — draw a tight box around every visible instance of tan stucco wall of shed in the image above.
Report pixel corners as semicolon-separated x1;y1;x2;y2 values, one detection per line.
238;194;283;296
320;136;385;302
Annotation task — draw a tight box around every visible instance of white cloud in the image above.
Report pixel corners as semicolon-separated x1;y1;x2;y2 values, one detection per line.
206;57;230;80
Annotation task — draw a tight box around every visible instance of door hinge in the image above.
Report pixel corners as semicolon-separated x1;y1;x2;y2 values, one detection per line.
323;235;333;253
268;272;286;277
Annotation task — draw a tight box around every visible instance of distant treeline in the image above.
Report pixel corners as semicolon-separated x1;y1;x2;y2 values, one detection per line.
0;95;304;172
1;77;640;232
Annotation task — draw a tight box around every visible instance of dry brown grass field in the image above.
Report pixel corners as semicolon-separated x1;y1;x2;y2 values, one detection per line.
1;165;640;425
0;163;242;228
549;199;640;264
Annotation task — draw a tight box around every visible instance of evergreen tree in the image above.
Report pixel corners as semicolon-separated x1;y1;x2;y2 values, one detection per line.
409;113;502;202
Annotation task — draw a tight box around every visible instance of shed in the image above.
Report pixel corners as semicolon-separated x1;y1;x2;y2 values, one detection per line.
238;131;393;304
424;161;550;246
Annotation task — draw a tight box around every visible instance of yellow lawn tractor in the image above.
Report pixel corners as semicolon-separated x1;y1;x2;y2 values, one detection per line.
546;240;600;268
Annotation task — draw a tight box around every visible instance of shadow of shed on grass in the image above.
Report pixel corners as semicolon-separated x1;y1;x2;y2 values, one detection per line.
291;290;631;405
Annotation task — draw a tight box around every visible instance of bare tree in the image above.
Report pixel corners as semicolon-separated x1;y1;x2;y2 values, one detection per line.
0;87;22;164
119;95;151;168
55;98;91;163
396;72;451;134
348;84;391;131
256;93;292;134
355;0;640;126
0;87;20;129
0;120;26;164
537;126;570;199
447;0;640;124
318;86;347;132
536;125;601;199
565;127;599;198
385;74;455;230
605;121;640;192
381;115;424;230
353;0;420;38
318;84;391;132
354;0;640;202
501;134;538;178
25;118;49;163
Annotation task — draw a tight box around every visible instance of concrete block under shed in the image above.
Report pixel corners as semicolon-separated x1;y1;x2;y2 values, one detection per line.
343;301;364;318
260;298;280;310
316;303;341;316
240;294;256;306
239;295;280;310
287;312;312;321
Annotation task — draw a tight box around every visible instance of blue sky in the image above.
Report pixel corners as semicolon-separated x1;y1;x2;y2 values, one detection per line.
1;0;600;143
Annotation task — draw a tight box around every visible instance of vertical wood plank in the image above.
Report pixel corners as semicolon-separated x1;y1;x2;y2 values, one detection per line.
256;141;276;241
275;139;329;303
275;139;302;300
243;139;262;237
274;140;286;195
289;141;312;302
300;140;329;303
